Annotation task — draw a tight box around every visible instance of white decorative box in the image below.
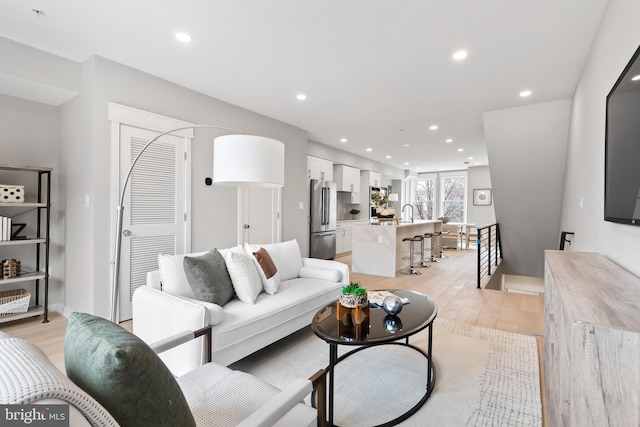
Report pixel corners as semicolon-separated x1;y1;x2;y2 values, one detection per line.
0;185;25;203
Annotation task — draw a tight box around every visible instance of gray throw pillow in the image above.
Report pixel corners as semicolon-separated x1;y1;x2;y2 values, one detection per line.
64;312;196;427
183;249;235;306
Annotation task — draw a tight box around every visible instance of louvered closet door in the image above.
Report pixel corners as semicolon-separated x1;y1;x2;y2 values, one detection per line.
118;125;187;321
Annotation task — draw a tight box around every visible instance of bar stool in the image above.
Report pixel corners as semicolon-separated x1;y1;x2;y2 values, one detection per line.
416;234;431;268
423;232;435;264
429;231;441;262
401;236;422;275
439;229;451;258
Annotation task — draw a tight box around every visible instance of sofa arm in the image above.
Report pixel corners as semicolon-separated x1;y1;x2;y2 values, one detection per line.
133;287;213;376
302;258;350;285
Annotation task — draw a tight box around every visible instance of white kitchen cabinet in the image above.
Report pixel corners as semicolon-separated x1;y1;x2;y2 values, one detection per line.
333;165;360;192
361;170;382;187
307;156;333;181
336;224;353;255
350;192;360;204
336;225;346;255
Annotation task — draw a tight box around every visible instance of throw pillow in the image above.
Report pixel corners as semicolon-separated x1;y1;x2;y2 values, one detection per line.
223;248;263;304
64;312;196;427
298;265;342;282
158;252;207;299
245;244;281;295
246;239;304;281
183;249;235;306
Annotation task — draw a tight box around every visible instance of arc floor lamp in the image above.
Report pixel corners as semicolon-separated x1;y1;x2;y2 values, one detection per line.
110;124;285;322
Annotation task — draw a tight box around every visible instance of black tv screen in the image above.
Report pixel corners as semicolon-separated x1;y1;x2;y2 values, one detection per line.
605;45;640;226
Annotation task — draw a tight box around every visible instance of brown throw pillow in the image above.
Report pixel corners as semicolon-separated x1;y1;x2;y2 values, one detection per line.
254;247;277;279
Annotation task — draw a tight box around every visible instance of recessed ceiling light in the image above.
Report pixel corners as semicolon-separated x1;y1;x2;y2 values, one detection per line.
175;32;192;43
340;138;347;143
403;144;410;147
416;166;421;170
457;148;464;152
632;75;640;81
519;90;532;97
468;157;474;160
475;162;480;165
445;138;453;143
404;162;410;166
366;148;373;152
296;93;307;101
429;125;438;131
385;155;391;159
452;50;468;61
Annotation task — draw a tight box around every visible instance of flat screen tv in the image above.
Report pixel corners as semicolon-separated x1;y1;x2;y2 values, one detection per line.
605;45;640;226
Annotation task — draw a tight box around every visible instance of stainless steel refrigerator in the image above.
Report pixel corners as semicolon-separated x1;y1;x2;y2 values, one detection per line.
309;180;337;259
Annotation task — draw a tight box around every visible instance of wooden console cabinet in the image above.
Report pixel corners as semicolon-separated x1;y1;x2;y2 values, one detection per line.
544;250;640;426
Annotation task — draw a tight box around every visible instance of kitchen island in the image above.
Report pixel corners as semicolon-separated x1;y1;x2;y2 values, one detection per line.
351;220;442;277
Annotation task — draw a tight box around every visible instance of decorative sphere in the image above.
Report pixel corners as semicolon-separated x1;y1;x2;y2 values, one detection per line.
382;295;403;315
383;315;403;333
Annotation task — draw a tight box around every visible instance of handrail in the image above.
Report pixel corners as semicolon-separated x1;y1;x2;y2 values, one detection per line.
476;223;502;288
559;231;574;250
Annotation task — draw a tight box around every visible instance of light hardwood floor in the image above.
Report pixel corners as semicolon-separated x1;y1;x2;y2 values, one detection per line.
0;247;546;423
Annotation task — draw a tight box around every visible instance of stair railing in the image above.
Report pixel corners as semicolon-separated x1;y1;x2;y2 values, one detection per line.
476;223;502;288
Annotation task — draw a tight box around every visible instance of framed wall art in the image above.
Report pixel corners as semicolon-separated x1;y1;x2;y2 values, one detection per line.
473;189;492;206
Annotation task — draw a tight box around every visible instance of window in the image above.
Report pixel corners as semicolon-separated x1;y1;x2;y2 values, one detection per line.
414;177;436;220
440;175;466;222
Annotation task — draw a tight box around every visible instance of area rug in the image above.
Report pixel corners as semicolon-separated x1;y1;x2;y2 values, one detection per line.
231;318;542;426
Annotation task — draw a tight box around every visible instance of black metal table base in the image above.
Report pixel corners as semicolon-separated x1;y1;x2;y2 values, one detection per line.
326;331;436;427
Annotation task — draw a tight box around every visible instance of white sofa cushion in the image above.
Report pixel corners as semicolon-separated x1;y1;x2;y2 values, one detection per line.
244;243;281;295
246;239;303;281
209;277;341;355
224;248;263;304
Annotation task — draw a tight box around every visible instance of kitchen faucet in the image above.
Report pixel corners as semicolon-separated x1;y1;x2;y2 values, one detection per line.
402;204;414;222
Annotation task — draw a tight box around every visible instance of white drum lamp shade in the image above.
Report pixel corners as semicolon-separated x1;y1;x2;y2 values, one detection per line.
213;135;285;187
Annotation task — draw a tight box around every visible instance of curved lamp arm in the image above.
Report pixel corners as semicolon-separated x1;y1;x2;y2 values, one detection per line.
110;124;245;322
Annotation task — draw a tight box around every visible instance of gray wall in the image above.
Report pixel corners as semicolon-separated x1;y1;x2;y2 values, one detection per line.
484;99;571;277
560;0;640;277
0;94;64;312
466;166;496;227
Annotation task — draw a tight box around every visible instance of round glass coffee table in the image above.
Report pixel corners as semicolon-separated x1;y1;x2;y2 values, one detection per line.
311;289;437;426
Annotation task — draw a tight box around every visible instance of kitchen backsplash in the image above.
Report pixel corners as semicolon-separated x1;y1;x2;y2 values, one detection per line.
336;192;359;220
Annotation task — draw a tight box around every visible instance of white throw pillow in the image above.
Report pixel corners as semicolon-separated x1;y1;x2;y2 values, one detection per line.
244;243;281;295
246;239;303;281
223;248;263;304
158;252;207;298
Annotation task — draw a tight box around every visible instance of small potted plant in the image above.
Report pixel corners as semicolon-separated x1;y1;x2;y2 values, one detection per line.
339;282;368;308
438;216;450;224
349;209;360;219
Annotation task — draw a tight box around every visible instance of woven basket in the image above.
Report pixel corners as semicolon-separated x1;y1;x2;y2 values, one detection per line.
0;289;31;317
1;259;21;279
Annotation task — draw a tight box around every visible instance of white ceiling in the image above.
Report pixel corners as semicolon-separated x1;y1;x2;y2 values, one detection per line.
0;1;608;172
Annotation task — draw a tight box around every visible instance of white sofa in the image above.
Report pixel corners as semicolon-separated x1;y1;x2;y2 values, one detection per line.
133;239;348;376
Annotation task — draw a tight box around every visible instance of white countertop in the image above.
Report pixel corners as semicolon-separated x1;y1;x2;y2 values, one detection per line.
351;219;441;227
